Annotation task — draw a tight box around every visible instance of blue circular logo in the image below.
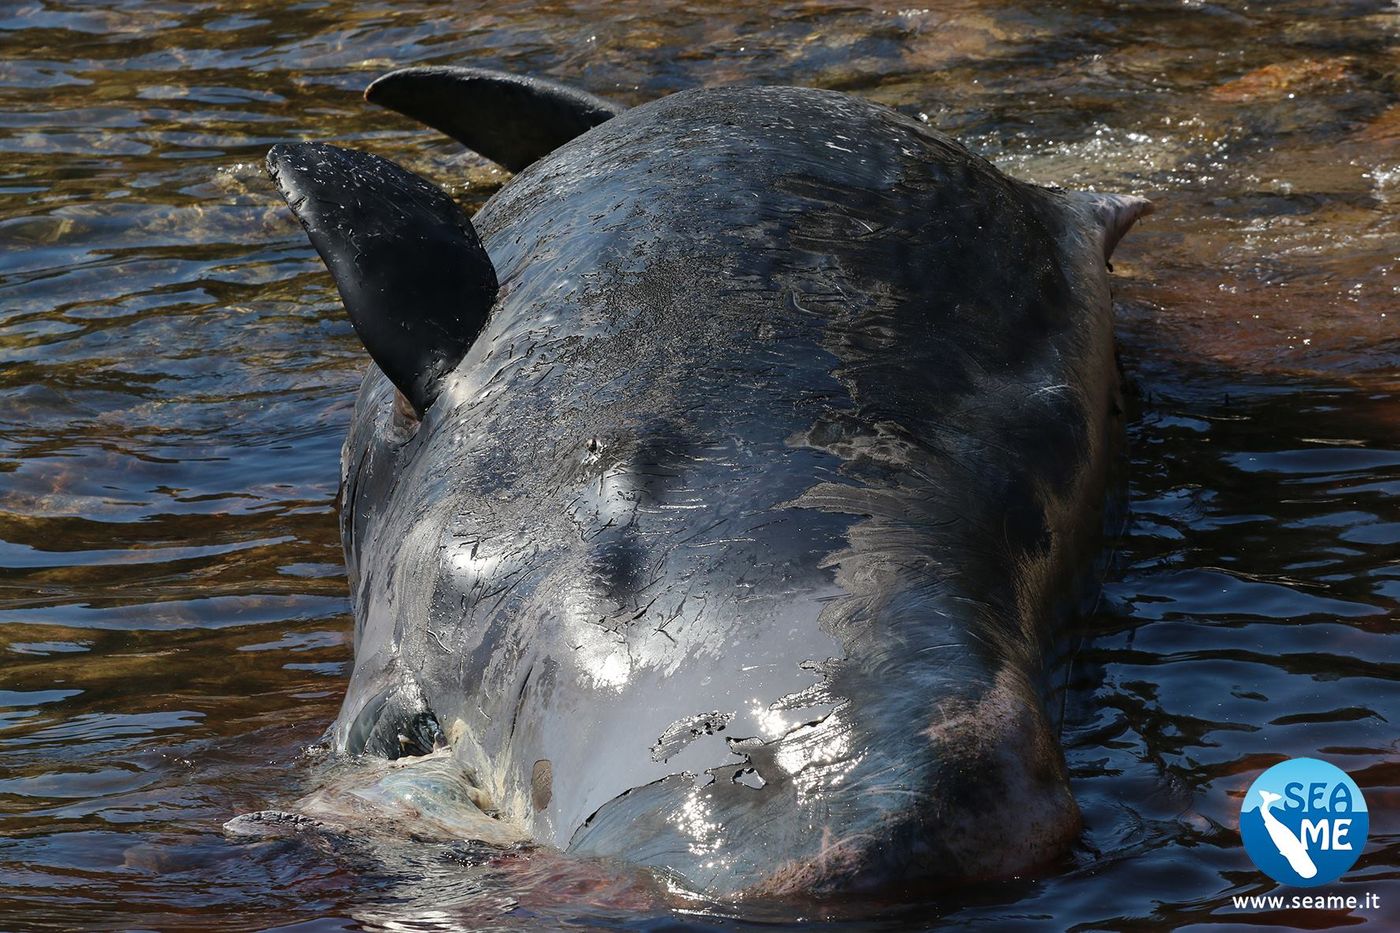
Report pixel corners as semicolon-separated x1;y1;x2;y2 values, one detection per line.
1240;758;1368;887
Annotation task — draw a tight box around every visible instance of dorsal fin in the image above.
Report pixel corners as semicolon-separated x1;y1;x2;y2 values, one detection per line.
266;142;497;415
364;66;623;172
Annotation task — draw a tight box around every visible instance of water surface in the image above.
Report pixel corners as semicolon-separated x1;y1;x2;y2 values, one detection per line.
1;0;1397;929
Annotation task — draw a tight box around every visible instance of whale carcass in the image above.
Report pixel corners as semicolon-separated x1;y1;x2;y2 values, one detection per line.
254;67;1151;897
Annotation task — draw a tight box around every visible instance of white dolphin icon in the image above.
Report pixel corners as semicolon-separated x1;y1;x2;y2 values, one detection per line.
1257;790;1318;879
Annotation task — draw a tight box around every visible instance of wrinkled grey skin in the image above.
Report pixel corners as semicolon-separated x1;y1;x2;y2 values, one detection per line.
317;85;1144;897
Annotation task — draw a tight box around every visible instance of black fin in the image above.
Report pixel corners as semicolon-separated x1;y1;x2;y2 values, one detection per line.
1062;191;1154;262
364;66;622;172
266;142;497;414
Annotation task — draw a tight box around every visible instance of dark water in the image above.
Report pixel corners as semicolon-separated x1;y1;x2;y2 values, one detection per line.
1;1;1397;929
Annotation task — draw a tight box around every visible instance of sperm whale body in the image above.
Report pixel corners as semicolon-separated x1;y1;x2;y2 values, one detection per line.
244;65;1153;896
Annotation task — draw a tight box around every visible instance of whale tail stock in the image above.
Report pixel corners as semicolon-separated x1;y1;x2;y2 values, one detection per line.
265;142;499;416
1259;790;1282;807
364;66;623;172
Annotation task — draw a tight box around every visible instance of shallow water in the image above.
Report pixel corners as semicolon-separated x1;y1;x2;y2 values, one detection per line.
1;0;1397;929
